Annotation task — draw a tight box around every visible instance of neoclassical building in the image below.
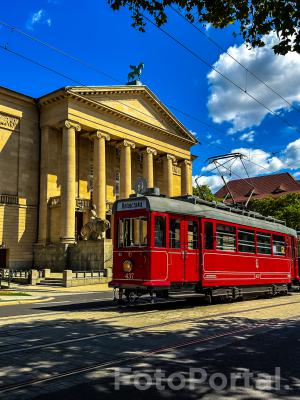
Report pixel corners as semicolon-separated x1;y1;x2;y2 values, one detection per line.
0;84;197;270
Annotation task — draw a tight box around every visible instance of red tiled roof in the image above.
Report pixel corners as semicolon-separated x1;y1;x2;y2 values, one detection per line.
215;172;300;203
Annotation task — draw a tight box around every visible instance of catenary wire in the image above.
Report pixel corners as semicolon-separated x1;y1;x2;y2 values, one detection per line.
0;28;298;180
142;14;300;136
170;6;300;115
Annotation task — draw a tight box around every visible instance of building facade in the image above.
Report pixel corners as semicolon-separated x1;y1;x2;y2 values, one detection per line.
0;85;197;270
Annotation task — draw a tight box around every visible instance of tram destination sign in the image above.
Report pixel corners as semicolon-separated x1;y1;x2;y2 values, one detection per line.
117;199;147;211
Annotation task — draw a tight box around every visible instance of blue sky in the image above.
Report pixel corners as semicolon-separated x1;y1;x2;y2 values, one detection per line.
1;0;300;192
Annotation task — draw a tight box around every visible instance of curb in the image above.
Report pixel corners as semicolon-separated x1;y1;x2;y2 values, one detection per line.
0;297;55;307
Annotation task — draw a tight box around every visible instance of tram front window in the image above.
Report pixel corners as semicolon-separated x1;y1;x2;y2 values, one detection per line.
118;217;148;248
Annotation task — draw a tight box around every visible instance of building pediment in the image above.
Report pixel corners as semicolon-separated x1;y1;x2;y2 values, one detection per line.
39;85;197;145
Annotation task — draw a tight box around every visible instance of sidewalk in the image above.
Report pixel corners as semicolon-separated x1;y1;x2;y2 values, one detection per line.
1;282;111;295
0;282;111;306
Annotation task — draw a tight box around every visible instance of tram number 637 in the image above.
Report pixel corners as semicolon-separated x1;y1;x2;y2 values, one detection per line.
125;273;134;279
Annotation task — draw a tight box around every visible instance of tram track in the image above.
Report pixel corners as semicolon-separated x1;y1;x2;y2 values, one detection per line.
1;293;299;337
0;295;299;355
0;316;298;395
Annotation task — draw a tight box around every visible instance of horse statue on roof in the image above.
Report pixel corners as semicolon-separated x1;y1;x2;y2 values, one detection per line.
127;62;144;83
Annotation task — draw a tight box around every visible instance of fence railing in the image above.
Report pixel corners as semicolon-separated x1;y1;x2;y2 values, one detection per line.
0;194;19;205
0;269;31;287
72;270;107;279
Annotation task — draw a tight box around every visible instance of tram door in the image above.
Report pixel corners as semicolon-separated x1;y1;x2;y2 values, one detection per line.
168;215;200;283
168;216;185;282
183;217;200;282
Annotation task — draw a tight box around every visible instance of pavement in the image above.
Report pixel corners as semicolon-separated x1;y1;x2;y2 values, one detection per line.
0;293;300;399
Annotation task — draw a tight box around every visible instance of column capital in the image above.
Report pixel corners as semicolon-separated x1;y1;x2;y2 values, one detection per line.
140;147;157;156
90;131;110;141
59;120;81;132
164;153;177;163
179;159;192;167
117;139;135;149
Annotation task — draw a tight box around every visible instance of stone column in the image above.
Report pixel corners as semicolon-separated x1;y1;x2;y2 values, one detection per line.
91;131;110;220
180;159;192;195
38;126;50;243
60;120;81;243
163;154;176;197
118;140;135;199
141;147;157;188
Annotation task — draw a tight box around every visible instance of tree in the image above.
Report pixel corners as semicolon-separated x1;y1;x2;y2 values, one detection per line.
193;184;216;201
249;193;300;230
108;0;300;55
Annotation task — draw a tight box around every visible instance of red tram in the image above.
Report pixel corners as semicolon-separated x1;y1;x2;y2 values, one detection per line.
109;191;299;302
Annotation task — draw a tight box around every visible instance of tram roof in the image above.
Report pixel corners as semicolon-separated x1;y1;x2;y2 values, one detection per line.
113;195;297;237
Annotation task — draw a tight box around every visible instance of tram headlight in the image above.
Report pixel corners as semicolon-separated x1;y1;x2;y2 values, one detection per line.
123;260;133;272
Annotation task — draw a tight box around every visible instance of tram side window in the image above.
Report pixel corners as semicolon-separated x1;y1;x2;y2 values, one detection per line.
188;221;198;249
238;229;255;253
154;216;166;247
257;233;271;255
273;235;286;256
169;219;181;248
216;224;236;252
204;222;214;250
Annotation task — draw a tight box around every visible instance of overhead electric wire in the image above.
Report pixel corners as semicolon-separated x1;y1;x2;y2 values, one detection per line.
1;19;294;148
0;21;298;180
171;6;300;115
0;42;290;178
143;15;300;136
0;20;122;84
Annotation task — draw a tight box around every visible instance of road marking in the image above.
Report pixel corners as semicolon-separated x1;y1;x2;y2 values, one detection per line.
35;300;71;305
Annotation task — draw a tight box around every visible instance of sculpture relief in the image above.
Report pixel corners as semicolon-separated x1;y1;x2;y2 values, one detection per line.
0;113;19;130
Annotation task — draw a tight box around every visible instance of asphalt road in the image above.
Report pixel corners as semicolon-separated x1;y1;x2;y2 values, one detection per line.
0;290;114;318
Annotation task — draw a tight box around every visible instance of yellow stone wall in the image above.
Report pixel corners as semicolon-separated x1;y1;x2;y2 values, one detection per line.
0;88;39;268
0;205;37;268
48;128;62;198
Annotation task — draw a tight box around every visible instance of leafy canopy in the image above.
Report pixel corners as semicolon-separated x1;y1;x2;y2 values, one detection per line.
108;0;300;55
249;193;300;230
193;184;216;201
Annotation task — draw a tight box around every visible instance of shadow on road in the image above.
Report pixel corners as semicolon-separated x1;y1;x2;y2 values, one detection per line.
0;304;299;400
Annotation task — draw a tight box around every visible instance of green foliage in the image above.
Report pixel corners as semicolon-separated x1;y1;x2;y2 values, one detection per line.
249;193;300;230
108;0;300;55
193;185;216;201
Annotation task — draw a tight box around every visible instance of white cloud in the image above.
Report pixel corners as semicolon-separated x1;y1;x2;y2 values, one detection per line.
197;140;300;192
239;130;255;142
207;32;300;133
26;9;52;30
193;175;224;192
283;138;300;169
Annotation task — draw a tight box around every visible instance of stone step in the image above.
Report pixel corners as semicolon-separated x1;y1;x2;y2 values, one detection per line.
43;278;63;282
38;277;64;287
38;281;63;287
